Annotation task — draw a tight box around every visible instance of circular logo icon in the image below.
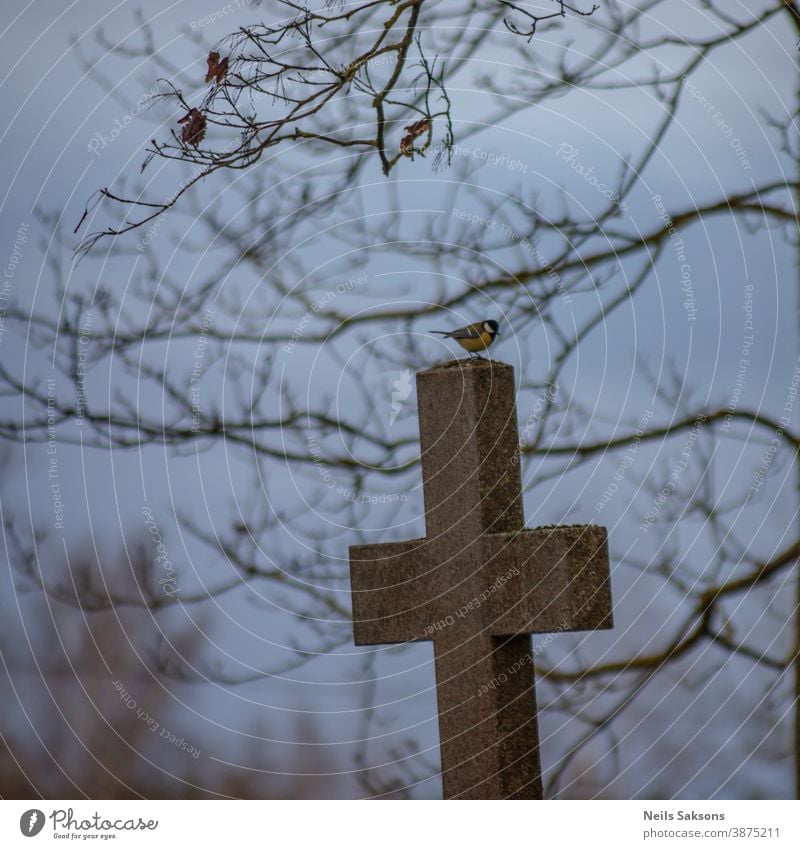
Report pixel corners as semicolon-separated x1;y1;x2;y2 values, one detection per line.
19;810;45;837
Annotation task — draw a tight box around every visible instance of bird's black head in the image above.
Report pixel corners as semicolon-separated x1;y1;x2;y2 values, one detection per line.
483;319;500;336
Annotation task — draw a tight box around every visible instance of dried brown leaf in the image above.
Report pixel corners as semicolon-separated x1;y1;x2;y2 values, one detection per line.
205;51;229;85
178;109;207;146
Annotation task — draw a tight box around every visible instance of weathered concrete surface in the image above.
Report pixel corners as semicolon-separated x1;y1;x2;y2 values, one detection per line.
349;359;612;799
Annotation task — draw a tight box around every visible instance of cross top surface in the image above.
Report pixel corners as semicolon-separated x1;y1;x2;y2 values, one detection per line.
349;359;612;799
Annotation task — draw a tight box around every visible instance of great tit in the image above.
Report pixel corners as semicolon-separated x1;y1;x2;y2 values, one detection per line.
429;320;500;358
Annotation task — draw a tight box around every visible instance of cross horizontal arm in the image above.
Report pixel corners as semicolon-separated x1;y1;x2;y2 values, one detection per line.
484;524;612;635
350;538;433;645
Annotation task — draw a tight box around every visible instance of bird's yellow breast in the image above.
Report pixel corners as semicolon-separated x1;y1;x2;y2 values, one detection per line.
457;331;493;352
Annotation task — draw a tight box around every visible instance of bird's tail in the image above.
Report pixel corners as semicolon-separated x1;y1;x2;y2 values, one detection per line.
428;329;450;336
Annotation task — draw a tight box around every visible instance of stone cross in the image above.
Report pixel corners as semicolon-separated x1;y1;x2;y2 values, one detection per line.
349;360;612;799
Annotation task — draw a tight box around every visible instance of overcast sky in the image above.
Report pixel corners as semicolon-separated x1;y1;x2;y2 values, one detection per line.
0;0;797;799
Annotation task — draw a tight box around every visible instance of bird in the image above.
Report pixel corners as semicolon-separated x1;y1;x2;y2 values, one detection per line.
429;320;500;359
